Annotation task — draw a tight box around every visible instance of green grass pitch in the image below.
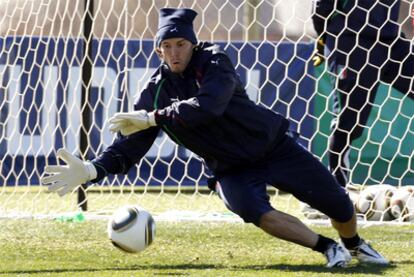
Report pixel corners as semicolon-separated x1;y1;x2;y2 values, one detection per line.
1;219;413;276
1;190;414;276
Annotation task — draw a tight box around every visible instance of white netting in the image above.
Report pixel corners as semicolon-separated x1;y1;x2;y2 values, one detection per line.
0;0;413;223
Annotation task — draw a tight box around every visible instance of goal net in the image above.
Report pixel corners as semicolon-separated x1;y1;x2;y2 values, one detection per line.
0;0;413;223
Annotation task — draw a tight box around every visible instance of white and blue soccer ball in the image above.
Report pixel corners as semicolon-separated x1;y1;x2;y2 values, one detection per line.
390;186;414;222
108;205;156;253
356;184;396;221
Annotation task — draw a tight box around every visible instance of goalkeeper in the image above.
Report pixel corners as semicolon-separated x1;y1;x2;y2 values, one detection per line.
42;8;388;268
312;0;414;187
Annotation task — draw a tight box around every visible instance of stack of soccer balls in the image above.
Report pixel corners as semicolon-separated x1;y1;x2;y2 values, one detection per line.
354;184;414;222
107;205;156;253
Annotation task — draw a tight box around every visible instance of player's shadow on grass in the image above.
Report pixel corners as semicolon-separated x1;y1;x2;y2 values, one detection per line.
0;262;399;275
236;262;396;274
0;265;211;276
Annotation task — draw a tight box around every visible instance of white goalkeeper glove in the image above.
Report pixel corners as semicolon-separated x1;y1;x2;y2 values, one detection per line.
41;148;97;197
108;110;157;136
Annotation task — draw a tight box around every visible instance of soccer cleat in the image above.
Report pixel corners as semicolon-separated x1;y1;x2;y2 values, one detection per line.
348;240;389;264
324;243;352;268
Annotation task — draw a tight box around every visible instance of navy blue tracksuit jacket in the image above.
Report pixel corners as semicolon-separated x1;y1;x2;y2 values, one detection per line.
92;42;289;180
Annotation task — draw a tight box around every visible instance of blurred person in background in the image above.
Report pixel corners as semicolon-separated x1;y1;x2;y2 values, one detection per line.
312;0;414;187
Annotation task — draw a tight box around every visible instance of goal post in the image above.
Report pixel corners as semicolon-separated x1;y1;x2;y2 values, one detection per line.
0;0;413;223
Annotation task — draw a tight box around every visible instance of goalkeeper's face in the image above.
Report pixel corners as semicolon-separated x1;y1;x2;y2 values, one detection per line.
157;38;195;73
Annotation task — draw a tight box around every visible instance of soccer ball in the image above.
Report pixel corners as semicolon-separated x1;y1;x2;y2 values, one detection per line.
107;205;156;253
356;184;396;221
389;186;414;222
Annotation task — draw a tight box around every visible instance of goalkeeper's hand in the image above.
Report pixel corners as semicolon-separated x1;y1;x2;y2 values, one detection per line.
108;110;157;136
41;149;97;197
312;38;325;67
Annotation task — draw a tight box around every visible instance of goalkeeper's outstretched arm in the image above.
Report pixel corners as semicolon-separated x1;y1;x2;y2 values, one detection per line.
42;106;159;196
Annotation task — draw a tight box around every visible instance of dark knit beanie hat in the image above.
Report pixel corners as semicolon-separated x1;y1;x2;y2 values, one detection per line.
156;8;198;46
